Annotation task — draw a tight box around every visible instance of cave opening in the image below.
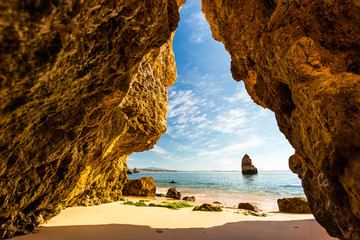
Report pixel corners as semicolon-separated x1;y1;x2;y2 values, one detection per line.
1;0;358;239
127;0;304;210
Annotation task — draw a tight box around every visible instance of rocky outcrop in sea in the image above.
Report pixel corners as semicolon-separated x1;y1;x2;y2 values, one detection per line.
166;188;181;200
241;154;258;175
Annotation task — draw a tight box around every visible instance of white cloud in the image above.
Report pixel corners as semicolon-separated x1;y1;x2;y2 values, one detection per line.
166;87;266;144
151;145;168;155
168;90;205;120
225;89;252;103
211;108;249;134
185;11;208;43
166;89;210;139
198;136;266;158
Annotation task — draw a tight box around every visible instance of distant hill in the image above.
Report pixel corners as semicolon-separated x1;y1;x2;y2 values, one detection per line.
138;167;177;172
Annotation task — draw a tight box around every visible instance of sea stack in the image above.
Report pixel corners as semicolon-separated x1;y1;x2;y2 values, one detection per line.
241;154;258;175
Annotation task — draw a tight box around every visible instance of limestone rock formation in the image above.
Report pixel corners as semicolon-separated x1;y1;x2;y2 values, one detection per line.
238;202;258;212
202;1;360;239
182;196;195;202
122;177;156;197
166;188;181;200
278;197;311;214
0;0;180;238
133;168;140;173
241;154;258;174
193;204;222;212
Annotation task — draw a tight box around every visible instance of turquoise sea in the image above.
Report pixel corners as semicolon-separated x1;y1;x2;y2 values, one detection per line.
128;171;305;210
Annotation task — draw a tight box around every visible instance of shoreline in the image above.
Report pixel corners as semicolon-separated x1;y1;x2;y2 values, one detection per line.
12;196;336;240
155;187;300;210
128;171;305;210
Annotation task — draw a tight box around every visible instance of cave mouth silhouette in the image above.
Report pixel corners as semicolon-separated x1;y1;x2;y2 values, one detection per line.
129;0;295;174
127;0;303;218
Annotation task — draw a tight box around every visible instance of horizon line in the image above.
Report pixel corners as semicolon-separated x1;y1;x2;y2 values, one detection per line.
129;168;293;172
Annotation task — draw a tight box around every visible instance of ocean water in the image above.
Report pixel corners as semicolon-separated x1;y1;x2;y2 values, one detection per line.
128;171;305;210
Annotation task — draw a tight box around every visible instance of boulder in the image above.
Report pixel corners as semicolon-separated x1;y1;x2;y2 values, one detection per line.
241;154;258;174
127;169;133;174
133;168;140;173
182;196;195;201
166;188;181;200
122;177;156;197
277;197;311;214
193;204;222;212
238;202;258;211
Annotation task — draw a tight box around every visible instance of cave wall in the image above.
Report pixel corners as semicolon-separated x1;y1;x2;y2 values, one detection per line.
201;0;360;239
0;0;179;238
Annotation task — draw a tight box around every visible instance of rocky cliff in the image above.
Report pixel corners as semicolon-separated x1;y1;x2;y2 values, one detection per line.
0;0;180;238
201;0;360;239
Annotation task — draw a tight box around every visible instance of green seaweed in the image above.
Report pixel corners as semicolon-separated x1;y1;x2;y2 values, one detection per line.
122;200;192;209
122;201;147;207
148;201;192;209
134;202;147;207
155;193;166;197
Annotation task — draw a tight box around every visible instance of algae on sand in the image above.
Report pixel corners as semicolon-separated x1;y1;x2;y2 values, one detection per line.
122;201;147;207
149;201;193;209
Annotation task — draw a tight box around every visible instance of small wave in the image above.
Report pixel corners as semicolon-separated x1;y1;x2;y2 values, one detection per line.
282;184;302;188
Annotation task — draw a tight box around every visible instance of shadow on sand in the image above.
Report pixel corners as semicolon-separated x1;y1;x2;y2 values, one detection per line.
13;219;336;240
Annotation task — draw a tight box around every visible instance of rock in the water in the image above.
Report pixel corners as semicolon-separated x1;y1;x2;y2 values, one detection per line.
166;188;181;200
277;197;311;214
127;169;133;174
169;181;177;184
183;196;195;202
133;168;140;173
122;177;156;197
238;203;258;211
241;154;258;174
193;204;222;212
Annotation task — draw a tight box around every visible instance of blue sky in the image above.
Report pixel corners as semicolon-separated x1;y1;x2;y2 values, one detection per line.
128;1;294;171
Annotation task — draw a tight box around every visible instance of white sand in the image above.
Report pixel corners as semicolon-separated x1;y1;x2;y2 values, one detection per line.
13;198;337;240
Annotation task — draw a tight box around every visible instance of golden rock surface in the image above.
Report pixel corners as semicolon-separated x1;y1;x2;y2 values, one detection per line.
202;0;360;239
0;0;179;238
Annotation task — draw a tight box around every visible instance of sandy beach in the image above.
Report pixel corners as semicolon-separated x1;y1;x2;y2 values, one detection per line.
12;197;336;240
